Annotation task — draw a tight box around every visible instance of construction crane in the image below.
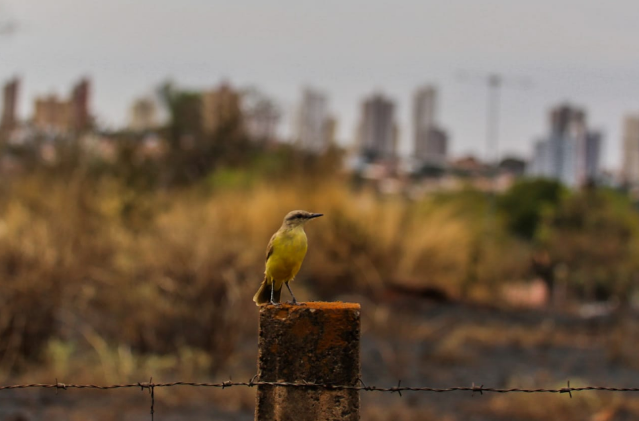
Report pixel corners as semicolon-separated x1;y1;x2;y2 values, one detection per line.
456;71;533;242
457;71;532;168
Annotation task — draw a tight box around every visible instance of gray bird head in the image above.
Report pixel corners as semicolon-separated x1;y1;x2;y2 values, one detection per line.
282;210;323;227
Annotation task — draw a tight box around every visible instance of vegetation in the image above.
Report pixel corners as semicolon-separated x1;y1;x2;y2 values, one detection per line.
1;90;638;419
0;161;637;377
498;178;565;240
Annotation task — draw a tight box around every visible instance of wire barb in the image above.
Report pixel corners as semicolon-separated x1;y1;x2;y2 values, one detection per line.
222;378;233;389
54;378;66;394
148;377;155;421
391;380;403;397
560;380;573;398
248;374;258;387
471;383;484;396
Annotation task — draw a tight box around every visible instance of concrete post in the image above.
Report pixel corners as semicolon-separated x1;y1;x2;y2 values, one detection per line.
255;302;361;421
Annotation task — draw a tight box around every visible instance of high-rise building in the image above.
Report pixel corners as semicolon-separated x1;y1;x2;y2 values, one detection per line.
70;78;91;131
201;83;242;135
414;86;436;158
359;93;397;160
423;127;448;161
33;94;73;132
578;132;602;185
295;88;331;153
129;97;158;132
529;139;551;176
622;115;639;186
413;86;448;165
32;77;92;133
414;86;436;132
1;77;19;134
324;116;338;147
529;104;603;187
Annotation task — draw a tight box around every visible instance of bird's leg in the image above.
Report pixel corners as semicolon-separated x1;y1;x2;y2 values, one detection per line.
285;282;297;304
285;282;305;305
270;282;280;306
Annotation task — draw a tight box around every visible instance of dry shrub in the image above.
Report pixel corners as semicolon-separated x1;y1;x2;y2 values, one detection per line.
0;173;511;377
0;176;119;371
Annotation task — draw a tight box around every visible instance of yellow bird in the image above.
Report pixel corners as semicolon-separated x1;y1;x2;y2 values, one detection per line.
253;210;323;306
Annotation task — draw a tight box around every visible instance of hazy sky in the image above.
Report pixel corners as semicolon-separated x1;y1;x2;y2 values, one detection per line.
2;0;639;169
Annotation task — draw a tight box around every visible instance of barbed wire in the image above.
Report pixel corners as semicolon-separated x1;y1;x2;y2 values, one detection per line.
3;377;639;394
1;378;639;420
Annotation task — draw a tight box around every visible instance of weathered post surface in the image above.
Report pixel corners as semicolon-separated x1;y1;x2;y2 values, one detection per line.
255;302;361;421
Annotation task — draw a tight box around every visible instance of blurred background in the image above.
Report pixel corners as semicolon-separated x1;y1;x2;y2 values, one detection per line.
2;1;639;420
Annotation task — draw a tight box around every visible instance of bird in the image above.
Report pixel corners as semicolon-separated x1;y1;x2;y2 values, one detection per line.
253;210;323;306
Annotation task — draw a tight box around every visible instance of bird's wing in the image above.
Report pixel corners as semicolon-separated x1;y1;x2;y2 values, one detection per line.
265;232;277;262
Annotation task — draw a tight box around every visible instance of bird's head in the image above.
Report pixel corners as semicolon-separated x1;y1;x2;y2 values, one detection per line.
282;210;323;228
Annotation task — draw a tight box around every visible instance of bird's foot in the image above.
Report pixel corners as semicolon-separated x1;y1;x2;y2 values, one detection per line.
286;300;306;306
269;301;282;306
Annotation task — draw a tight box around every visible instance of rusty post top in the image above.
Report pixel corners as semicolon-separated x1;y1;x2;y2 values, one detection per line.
259;301;361;311
256;299;361;420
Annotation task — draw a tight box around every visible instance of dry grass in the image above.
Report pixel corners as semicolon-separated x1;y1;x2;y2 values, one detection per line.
362;403;448;421
2;170;639;420
0;172;521;381
471;389;639;421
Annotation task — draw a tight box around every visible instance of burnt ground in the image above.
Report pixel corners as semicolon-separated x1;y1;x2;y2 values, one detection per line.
1;297;638;421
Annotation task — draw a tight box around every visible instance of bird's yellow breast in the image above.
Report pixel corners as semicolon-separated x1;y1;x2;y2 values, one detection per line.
265;227;308;286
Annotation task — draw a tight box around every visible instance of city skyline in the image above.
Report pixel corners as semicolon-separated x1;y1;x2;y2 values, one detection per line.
0;75;631;177
3;0;639;169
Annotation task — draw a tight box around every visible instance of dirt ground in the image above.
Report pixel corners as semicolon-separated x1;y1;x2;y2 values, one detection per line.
2;297;638;421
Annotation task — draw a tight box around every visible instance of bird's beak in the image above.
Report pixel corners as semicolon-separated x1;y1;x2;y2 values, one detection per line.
309;213;323;219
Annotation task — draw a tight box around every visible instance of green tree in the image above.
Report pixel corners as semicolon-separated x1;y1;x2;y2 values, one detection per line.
538;188;639;303
156;80;202;151
498;178;564;240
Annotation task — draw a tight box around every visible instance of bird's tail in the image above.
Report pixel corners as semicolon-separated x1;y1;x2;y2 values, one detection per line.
253;276;281;306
